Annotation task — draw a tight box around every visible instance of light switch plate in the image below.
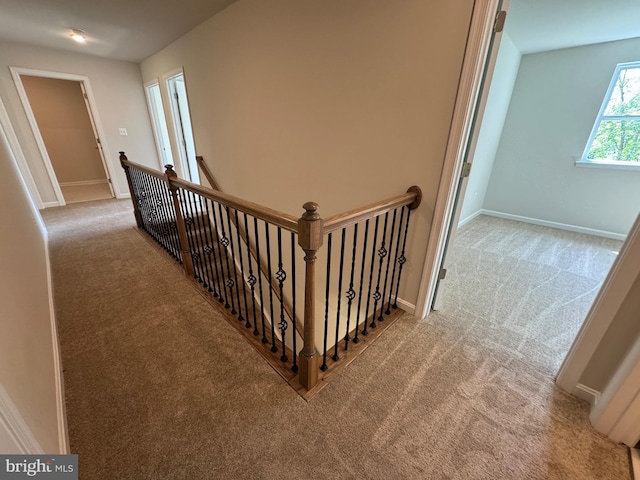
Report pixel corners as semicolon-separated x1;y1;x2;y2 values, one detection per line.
119;128;128;136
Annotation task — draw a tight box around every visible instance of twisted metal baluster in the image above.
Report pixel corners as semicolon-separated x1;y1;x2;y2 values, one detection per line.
244;213;259;336
386;207;405;314
290;231;298;373
183;190;204;281
362;216;380;335
344;224;358;351
254;217;268;344
264;223;277;352
276;227;288;362
393;208;412;309
321;233;332;371
211;201;230;307
370;212;389;327
217;203;236;313
190;192;213;290
225;207;243;321
332;228;347;362
234;210;251;328
378;208;397;321
353;219;369;344
202;198;223;298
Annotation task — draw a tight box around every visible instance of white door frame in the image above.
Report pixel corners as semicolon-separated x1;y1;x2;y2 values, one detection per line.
144;79;173;171
415;0;506;318
163;68;198;182
0;95;44;210
9;67;117;207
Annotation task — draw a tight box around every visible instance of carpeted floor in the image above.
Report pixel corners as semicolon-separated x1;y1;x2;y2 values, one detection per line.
43;200;630;479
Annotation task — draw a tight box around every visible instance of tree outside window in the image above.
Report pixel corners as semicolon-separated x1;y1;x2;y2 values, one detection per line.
583;62;640;164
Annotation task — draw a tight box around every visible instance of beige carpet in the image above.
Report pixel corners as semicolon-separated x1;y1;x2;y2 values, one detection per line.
60;182;113;204
43;200;630;479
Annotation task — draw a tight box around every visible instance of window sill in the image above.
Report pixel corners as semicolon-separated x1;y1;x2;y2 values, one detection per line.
575;160;640;171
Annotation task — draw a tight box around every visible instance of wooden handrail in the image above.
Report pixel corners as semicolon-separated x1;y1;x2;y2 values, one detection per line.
322;186;422;234
121;157;299;233
120;152;423;393
196;156;221;191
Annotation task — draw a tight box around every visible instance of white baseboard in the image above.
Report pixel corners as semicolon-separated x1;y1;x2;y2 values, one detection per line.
458;210;483;229
480;209;626;241
395;297;415;315
116;192;131;199
42;201;60;209
46;243;69;454
0;383;44;454
58;179;108;187
574;383;601;406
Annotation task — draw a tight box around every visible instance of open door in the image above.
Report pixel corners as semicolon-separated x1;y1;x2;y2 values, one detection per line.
431;2;509;310
166;73;199;184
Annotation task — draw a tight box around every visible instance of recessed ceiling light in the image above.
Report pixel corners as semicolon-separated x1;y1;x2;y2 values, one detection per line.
69;29;86;43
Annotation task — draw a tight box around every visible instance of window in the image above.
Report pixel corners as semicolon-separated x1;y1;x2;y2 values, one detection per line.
580;62;640;169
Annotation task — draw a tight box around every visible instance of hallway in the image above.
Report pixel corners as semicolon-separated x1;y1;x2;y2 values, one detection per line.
42;199;629;479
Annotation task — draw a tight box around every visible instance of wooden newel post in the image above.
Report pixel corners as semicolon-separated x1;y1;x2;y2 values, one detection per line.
119;151;143;228
297;201;324;391
165;164;195;277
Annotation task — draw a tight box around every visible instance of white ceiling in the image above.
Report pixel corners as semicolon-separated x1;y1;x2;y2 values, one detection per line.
506;0;640;54
0;0;639;63
0;0;238;62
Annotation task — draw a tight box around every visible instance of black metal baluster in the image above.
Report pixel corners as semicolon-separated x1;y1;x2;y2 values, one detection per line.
202;198;223;299
156;177;179;260
320;233;332;371
362;216;380;335
393;208;412;309
147;175;168;252
378;209;397;321
184;190;205;283
276;227;288;362
217;203;236;313
353;219;370;344
254;217;268;344
245;213;260;336
211;201;230;307
198;196;220;296
225;207;243;321
290;231;298;373
344;224;358;351
370;212;389;326
264;223;277;352
164;181;182;261
137;169;153;236
190;192;212;290
386;207;405;314
332;228;347;362
234;210;251;328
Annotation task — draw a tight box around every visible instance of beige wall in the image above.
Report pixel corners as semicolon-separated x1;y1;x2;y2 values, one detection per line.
0;113;60;452
21;76;107;184
0;40;158;204
141;0;474;306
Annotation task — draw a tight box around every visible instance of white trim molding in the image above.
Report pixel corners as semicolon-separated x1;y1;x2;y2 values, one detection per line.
46;242;70;454
415;0;505;319
59;179;109;187
556;211;640;401
0;96;44;209
0;383;44;454
590;335;640;447
395;297;416;316
574;383;601;406
480;209;626;241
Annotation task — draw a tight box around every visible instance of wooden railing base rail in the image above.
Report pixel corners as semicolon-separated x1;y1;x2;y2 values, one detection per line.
119;151;421;395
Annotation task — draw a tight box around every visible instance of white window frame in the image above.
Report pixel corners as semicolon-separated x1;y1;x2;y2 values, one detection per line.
577;61;640;171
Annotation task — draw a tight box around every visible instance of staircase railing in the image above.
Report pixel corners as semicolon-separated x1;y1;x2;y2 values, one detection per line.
120;152;421;394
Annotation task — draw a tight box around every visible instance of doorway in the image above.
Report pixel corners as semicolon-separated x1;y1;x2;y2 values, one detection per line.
11;68;115;206
166;72;199;184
